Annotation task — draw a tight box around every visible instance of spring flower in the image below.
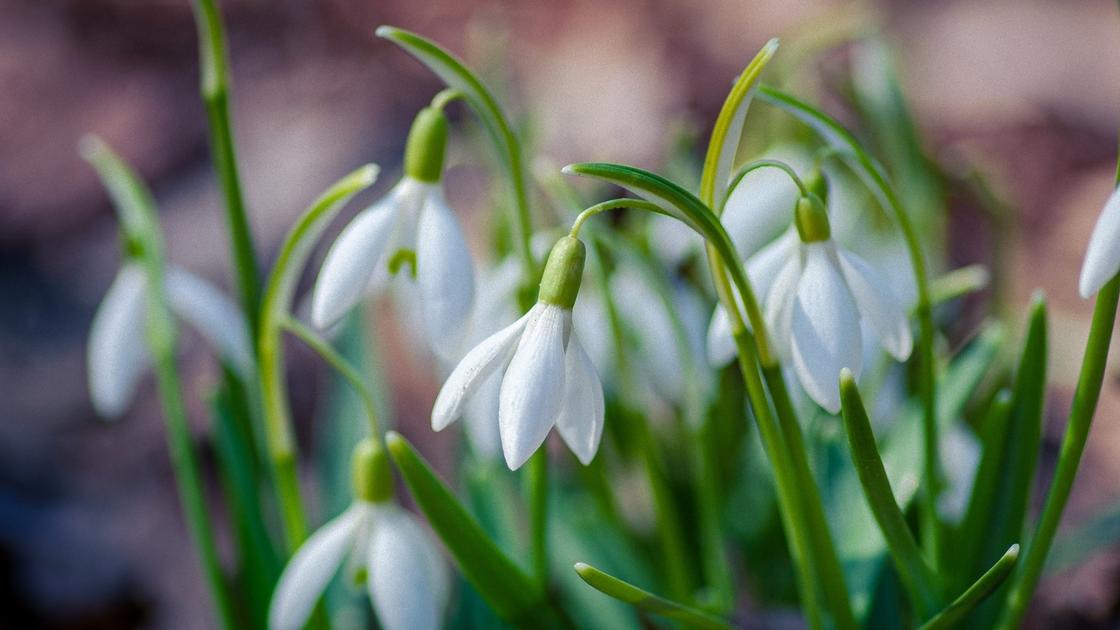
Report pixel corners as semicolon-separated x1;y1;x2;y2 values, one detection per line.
87;262;253;419
270;441;448;630
432;236;605;470
708;193;912;412
1078;185;1120;298
311;106;474;359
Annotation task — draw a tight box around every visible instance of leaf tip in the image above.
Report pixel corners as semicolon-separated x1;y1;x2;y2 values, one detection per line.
374;25;397;39
1006;543;1020;560
78;134;107;162
385;430;407;456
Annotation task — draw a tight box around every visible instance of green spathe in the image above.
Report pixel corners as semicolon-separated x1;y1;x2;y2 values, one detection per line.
795;194;831;243
404;107;449;183
351;439;394;503
538;236;586;309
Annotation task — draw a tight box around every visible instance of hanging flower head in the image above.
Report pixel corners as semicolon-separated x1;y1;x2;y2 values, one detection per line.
311;105;475;360
87;262;253;419
709;186;913;413
431;235;605;469
1079;185;1120;298
269;440;448;630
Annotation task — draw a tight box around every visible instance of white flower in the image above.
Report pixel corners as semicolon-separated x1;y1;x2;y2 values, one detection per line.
432;237;605;470
268;502;448;630
87;262;253;419
311;176;474;359
707;197;912;413
1079;185;1120;298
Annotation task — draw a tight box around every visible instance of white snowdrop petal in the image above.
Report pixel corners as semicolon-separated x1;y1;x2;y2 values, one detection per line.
310;190;401;329
416;188;475;361
790;244;863;413
724;169;801;258
431;307;535;431
706;305;737;367
499;305;568;470
836;249;913;361
88;264;150;419
554;336;605;465
366;507;449;630
463;369;503;459
764;257;801;360
610;268;680;398
269;505;366;630
746;229;799;300
1079;186;1120;298
165;267;254;376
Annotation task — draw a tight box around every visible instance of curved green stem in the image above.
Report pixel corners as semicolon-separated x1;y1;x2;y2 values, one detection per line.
258;165;379;551
722;159;809;209
281;315;380;439
430;87;466;111
190;0;261;336
569;198;667;238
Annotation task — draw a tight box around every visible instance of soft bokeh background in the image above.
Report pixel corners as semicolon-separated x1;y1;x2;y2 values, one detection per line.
3;0;1120;627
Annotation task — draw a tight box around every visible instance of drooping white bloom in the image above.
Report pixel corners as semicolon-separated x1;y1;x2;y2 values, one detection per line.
87;262;253;419
311;107;475;360
708;196;912;413
432;236;605;469
268;502;448;630
1078;185;1120;298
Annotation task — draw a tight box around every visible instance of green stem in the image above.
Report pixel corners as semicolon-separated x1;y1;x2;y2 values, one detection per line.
430;87;466;111
996;276;1120;629
526;449;549;586
190;0;261;335
722;159;810;204
281;315;381;439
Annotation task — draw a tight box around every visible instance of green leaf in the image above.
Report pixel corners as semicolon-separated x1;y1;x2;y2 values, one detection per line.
839;371;941;619
954;296;1046;602
80;136;163;258
929;265;990;307
384;432;548;625
699;38;780;209
573;563;735;630
919;545;1020;630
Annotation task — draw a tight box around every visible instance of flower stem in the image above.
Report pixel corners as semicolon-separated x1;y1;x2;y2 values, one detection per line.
430;87;466;111
995;275;1120;629
190;0;261;335
722;159;809;203
526;449;549;587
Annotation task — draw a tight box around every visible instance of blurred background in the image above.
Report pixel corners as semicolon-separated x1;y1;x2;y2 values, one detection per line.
3;0;1120;627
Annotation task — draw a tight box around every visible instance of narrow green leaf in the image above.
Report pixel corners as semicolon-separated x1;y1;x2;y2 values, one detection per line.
929;265;990;307
699;38;780;210
954;296;1046;607
573;563;735;630
920;545;1020;630
839;371;941;619
258;164;379;550
385;432;547;624
80;136;163;261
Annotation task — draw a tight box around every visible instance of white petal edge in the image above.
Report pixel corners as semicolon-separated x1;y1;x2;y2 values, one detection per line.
789;244;863;413
165;267;255;376
416;187;475;361
723;169;801;258
746;228;798;300
366;507;449;630
1079;186;1120;298
836;249;913;361
499;304;569;470
706;305;737;367
764;256;802;361
310;188;401;329
431;306;536;431
269;504;368;630
88;264;150;419
554;335;606;465
463;369;503;459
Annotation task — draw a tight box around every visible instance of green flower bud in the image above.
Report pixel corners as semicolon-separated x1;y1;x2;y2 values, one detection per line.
351;439;394;503
403;107;449;183
538;236;586;309
794;194;831;243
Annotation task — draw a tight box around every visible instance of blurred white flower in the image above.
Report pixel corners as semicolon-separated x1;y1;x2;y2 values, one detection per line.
311;108;474;360
87;262;253;419
269;502;448;630
708;196;912;413
1078;185;1120;298
432;237;605;469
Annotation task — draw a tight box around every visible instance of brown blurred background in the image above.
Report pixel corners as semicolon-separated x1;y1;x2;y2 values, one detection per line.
3;0;1120;627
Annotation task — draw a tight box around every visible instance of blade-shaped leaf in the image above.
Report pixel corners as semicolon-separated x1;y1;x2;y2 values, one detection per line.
573;563;734;630
919;545;1020;630
385;432;549;625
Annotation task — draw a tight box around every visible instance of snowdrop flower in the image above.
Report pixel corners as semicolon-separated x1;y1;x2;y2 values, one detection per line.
1078;185;1120;298
708;192;912;413
311;106;474;360
432;236;605;470
270;440;448;630
87;262;253;419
